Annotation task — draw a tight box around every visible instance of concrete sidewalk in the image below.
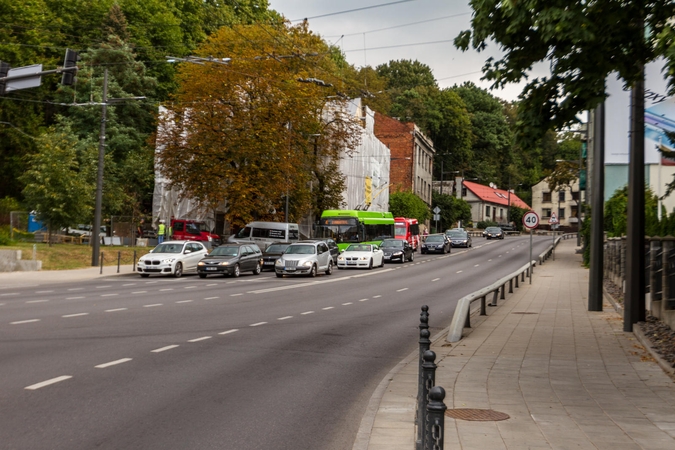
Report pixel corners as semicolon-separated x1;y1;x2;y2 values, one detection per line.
0;265;136;287
361;239;675;450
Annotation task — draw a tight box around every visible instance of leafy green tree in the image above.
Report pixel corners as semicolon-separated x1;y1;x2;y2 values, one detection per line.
431;192;471;231
455;0;675;146
605;186;659;238
19;125;96;243
388;191;430;223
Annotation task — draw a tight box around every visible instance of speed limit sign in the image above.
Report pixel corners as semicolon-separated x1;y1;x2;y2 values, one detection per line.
522;211;539;229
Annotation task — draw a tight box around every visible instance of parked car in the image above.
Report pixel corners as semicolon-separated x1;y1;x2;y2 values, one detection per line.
275;240;333;277
310;238;339;265
446;229;472;248
485;227;505;240
337;243;385;269
170;218;221;246
261;242;292;271
136;240;208;277
197;243;262;278
420;234;451;254
380;238;414;263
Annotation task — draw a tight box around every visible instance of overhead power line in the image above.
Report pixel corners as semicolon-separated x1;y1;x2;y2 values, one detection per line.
290;0;419;22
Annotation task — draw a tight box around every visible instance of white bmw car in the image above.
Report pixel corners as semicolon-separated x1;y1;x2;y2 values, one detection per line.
337;243;385;270
136;240;208;277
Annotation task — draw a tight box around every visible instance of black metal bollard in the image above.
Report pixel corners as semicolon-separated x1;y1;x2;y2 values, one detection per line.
133;250;137;272
421;350;437;450
117;251;121;273
426;386;447;450
416;306;430;450
100;251;104;274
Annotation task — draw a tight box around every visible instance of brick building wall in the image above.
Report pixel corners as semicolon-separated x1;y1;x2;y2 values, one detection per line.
373;112;414;191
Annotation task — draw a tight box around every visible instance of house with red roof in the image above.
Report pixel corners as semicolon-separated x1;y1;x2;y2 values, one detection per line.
460;180;530;226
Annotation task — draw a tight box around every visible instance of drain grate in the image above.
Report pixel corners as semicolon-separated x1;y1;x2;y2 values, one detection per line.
512;312;538;315
445;409;510;421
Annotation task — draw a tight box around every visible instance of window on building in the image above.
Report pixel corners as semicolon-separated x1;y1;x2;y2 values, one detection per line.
572;191;580;201
499;208;503;219
558;191;565;202
486;205;490;217
461;186;467;197
571;205;578;218
558;207;565;219
542;208;551;218
543;192;551;202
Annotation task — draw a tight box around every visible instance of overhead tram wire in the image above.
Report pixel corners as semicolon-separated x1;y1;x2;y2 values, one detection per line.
324;12;472;38
289;0;419;22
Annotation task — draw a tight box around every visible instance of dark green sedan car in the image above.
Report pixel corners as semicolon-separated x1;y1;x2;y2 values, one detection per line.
197;243;263;278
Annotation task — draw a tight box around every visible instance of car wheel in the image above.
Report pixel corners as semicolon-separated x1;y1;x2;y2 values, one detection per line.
198;273;207;279
276;273;283;278
253;264;261;275
309;264;317;277
409;252;414;262
233;264;240;278
421;250;426;254
368;259;373;270
173;262;183;278
325;261;333;275
379;258;384;268
140;274;150;278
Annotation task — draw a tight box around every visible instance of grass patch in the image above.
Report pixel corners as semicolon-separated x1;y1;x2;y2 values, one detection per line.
2;242;153;270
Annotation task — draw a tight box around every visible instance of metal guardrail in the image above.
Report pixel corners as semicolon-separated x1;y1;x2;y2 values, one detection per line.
446;233;575;343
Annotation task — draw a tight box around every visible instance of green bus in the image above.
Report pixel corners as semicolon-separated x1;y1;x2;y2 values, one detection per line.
315;210;395;251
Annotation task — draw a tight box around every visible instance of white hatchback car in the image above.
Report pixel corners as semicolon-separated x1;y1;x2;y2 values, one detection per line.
137;240;208;277
337;243;385;269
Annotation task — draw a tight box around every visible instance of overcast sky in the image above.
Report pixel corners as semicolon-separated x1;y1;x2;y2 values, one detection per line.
267;0;538;102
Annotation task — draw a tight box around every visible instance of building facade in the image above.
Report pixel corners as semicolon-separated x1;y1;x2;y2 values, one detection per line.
531;177;582;229
461;180;530;226
373;112;435;206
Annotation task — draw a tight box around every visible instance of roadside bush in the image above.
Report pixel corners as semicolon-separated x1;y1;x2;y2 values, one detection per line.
477;220;497;229
0;226;11;245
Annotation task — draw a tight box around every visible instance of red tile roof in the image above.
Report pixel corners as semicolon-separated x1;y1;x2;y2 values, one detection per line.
463;181;531;209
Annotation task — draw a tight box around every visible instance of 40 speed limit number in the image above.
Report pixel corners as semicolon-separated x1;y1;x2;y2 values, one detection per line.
522;211;539;229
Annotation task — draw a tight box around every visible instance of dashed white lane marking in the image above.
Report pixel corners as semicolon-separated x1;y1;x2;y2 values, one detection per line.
132;291;147;294
188;336;212;342
218;329;238;335
322;306;334;310
250;322;267;327
0;292;18;296
25;375;72;390
432;278;440;282
152;345;179;353
0;303;5;306
184;286;197;289
176;300;193;304
342;302;353;305
488;259;492;262
62;313;89;318
230;293;243;297
35;290;53;294
474;264;480;267
278;316;293;321
498;255;502;257
95;286;111;289
206;284;218;287
122;283;136;286
204;297;219;300
68;288;84;291
373;295;382;298
96;358;132;368
359;298;368;302
26;300;49;303
146;281;159;284
66;296;85;300
301;311;315;315
159;289;174;292
143;304;162;308
105;308;127;312
101;293;118;297
397;288;408;292
457;271;463;274
11;319;40;325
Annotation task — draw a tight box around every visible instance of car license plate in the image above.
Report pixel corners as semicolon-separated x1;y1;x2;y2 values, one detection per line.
347;261;357;265
285;267;296;271
264;261;274;265
206;267;218;271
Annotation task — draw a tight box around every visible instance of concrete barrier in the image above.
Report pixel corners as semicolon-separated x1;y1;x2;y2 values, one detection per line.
0;249;41;272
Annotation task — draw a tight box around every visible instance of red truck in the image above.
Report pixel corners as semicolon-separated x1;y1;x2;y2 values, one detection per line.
394;217;421;251
170;219;221;246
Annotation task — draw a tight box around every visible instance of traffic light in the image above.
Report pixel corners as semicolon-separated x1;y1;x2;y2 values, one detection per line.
0;61;10;94
60;49;79;85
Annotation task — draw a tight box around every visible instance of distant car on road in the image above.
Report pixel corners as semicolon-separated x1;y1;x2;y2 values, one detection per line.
261;242;292;271
137;240;208;277
420;234;451;254
485;227;505;240
380;238;414;263
197;243;263;278
275;241;333;277
337;243;385;269
446;229;472;248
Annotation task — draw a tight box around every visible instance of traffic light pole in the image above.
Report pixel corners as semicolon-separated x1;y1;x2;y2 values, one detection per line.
92;69;108;267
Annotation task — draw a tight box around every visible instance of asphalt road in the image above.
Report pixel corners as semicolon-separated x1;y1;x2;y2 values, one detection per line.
0;235;553;450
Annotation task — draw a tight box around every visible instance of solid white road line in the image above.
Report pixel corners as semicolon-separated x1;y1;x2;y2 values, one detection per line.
152;345;179;353
250;322;267;327
188;336;212;342
62;313;88;318
105;308;127;312
218;329;238;335
11;319;40;325
25;375;72;390
95;358;132;368
278;316;293;320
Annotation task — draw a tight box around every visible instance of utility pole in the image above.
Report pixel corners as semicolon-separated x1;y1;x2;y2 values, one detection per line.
588;101;605;312
92;69;108;266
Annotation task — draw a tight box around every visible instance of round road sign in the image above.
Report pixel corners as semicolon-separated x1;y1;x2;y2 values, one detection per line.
522;211;539;229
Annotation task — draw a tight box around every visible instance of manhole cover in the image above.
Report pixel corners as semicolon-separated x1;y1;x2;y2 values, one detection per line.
445;409;510;421
512;312;538;315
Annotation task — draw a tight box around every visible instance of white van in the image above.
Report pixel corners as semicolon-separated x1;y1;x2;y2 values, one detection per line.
227;222;300;250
